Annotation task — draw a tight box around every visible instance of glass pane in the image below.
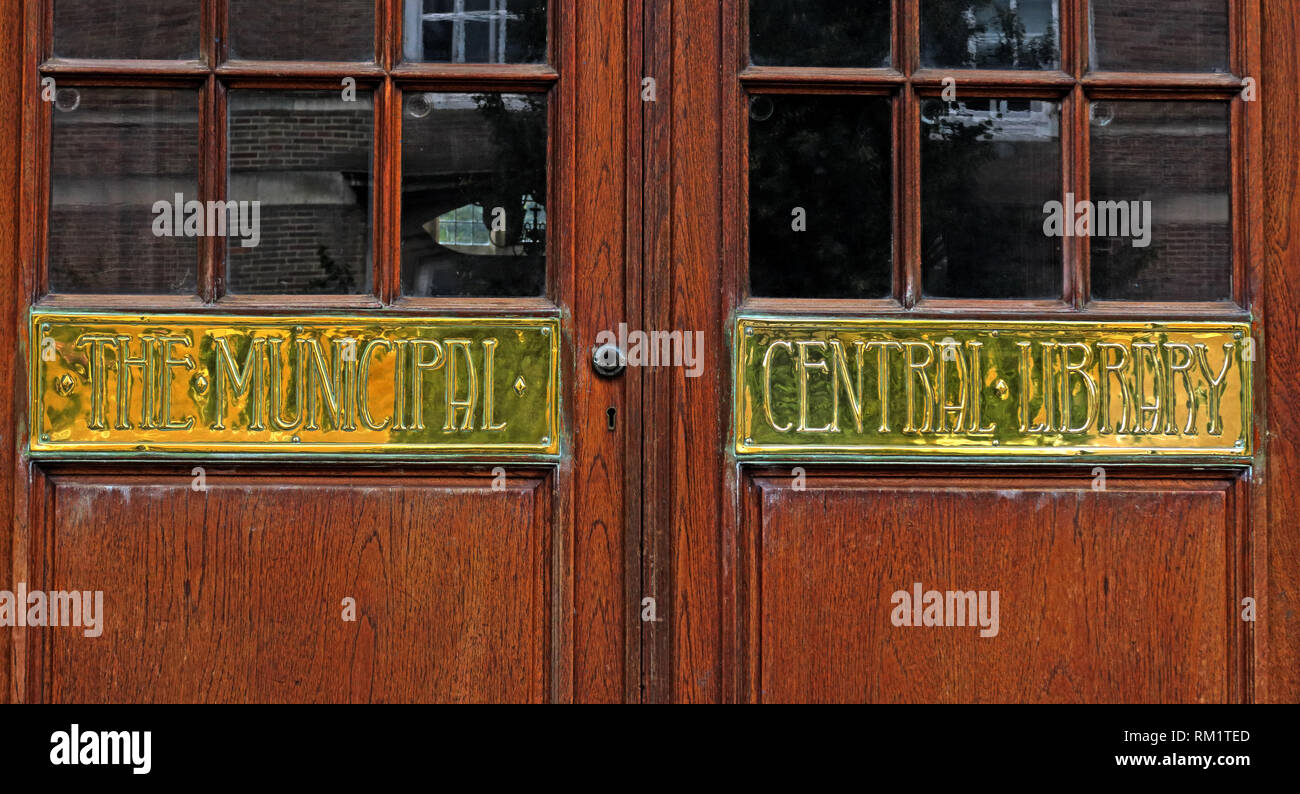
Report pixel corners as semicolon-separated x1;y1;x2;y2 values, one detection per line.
49;88;198;294
749;0;890;68
227;91;374;295
749;95;892;299
229;0;375;61
921;98;1061;299
401;93;547;297
1089;101;1231;302
404;0;547;64
1090;0;1229;73
921;0;1059;70
53;0;199;60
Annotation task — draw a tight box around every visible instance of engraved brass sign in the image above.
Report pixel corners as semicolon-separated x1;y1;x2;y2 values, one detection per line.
735;318;1252;458
30;311;560;458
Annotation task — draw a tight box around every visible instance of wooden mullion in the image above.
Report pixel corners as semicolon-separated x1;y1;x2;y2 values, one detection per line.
199;74;224;303
892;87;908;306
1082;300;1251;320
215;74;387;91
739;65;905;93
1069;0;1086;78
1066;0;1086;308
215;62;388;80
374;0;395;304
212;0;229;67
389;62;559;89
383;81;403;304
36;294;210;312
900;0;918;76
1083;72;1245;93
911;68;1074;88
39;59;209;78
201;0;222;302
900;0;920;307
743;296;1246;321
377;0;391;70
1066;84;1086;308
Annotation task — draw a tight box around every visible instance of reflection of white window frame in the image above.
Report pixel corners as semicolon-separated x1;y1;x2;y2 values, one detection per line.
427;196;547;256
405;0;512;63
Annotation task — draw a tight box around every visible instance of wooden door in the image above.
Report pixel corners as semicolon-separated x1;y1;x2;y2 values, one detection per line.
1;0;637;703
653;0;1300;703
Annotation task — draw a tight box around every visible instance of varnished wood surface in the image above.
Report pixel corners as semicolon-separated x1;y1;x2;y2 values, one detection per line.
740;471;1245;703
3;0;1295;705
30;469;552;703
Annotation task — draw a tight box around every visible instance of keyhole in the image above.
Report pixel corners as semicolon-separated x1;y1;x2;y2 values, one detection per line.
607;406;617;431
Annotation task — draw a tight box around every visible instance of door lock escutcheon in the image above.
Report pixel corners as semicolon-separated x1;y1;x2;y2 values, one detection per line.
592;343;627;377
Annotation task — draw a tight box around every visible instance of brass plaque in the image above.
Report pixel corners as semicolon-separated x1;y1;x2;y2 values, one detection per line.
30;311;560;458
735;317;1252;459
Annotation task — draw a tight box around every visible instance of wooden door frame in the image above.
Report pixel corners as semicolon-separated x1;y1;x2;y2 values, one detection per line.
0;1;642;703
649;0;1300;703
1258;0;1300;704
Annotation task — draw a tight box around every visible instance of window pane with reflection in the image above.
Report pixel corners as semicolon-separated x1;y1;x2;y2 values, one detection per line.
54;0;199;60
227;91;374;295
921;0;1059;70
921;97;1061;299
1090;101;1231;302
749;94;893;299
750;0;890;68
230;0;375;61
1090;0;1229;73
401;92;547;297
49;87;198;294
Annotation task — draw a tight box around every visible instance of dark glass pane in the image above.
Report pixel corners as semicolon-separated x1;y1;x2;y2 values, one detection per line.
1091;0;1228;73
750;0;890;68
921;0;1059;70
401;93;547;297
749;95;892;299
227;91;373;295
49;88;198;294
229;0;375;61
404;0;547;64
53;0;199;60
1090;102;1231;302
921;98;1061;299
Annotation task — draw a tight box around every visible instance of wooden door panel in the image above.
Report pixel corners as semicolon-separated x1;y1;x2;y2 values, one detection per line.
29;469;553;703
739;471;1246;703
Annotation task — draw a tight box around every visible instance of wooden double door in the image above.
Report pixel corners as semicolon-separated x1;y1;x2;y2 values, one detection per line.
3;0;1299;703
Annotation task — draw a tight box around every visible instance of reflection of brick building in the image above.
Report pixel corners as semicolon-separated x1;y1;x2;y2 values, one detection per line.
1090;0;1229;72
48;88;199;294
1091;102;1231;301
53;0;200;60
227;93;373;294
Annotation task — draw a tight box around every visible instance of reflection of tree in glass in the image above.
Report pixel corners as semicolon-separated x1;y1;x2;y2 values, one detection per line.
310;245;357;294
922;0;1058;69
473;93;546;256
503;0;548;64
